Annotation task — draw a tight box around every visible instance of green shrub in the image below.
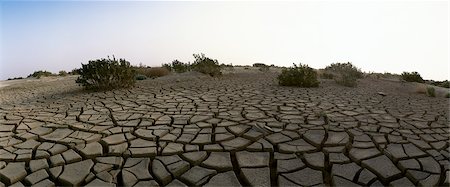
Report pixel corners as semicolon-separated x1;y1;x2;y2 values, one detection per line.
76;56;136;91
325;62;363;87
69;69;80;75
401;72;424;83
426;87;436;97
278;63;319;87
191;53;221;77
166;60;190;73
135;74;147;80
28;70;54;79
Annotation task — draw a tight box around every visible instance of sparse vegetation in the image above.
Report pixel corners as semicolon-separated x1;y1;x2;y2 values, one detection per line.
27;70;54;79
58;70;68;76
191;53;222;77
426;86;436;97
135;67;170;78
428;80;449;88
7;77;24;81
324;62;363;87
278;63;319;87
76;56;136;91
163;60;190;73
401;71;424;83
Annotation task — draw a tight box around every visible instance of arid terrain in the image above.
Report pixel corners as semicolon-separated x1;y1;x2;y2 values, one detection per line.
0;69;448;186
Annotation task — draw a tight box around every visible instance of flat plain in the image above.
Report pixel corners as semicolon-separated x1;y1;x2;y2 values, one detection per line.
0;69;448;186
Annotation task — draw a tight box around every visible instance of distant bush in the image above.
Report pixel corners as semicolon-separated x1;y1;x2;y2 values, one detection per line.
278;63;319;87
58;70;68;76
136;67;170;78
401;72;424;83
27;70;54;79
7;77;23;81
191;53;222;77
76;56;136;91
426;87;436;97
253;63;267;68
163;60;190;73
325;62;363;87
429;80;449;88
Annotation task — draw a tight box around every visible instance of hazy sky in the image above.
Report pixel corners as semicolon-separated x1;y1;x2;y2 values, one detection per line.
1;1;448;80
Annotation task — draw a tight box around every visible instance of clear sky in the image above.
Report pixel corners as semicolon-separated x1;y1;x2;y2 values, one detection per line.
1;1;448;81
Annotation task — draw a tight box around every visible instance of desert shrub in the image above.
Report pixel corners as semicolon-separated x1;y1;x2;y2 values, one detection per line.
7;77;23;81
426;87;436;97
325;62;363;87
58;70;68;76
135;74;147;80
253;63;269;71
191;53;221;77
278;63;319;87
401;72;424;83
136;67;170;78
69;68;80;75
27;70;54;79
76;56;136;91
253;63;267;68
168;60;190;73
429;80;449;88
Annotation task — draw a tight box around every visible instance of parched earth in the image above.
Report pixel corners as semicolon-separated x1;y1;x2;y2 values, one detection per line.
0;71;448;186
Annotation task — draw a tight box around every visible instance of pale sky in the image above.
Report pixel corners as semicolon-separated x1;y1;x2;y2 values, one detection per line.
1;1;448;80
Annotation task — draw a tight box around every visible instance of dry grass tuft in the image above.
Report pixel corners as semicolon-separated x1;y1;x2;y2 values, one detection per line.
136;67;170;78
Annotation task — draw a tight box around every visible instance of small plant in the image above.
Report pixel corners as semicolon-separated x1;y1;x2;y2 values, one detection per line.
278;63;319;87
324;62;363;87
76;56;136;91
27;70;54;79
135;74;147;80
426;86;436;97
401;72;424;83
191;53;221;77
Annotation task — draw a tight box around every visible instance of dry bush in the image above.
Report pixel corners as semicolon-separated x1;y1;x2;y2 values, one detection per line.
136;67;170;78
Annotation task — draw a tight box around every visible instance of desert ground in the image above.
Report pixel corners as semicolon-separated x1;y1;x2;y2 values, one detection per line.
0;68;448;186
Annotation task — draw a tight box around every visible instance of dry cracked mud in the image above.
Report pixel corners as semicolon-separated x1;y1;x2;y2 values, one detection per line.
0;71;448;186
